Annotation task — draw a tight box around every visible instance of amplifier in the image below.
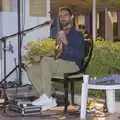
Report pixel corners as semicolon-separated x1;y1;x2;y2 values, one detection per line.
8;100;41;115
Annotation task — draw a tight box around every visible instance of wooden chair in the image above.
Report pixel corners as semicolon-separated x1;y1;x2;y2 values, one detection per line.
51;39;93;113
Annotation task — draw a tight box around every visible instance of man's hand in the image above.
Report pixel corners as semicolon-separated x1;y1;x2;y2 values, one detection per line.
57;31;68;45
55;42;63;59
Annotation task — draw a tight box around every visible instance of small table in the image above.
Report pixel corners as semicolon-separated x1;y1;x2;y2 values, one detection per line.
80;74;120;119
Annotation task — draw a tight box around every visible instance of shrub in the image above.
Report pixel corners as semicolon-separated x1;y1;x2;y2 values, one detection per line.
87;41;120;77
24;38;56;62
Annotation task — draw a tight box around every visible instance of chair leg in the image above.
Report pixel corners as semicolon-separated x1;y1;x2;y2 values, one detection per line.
106;90;115;113
80;83;88;119
70;82;74;105
80;75;89;119
64;79;69;113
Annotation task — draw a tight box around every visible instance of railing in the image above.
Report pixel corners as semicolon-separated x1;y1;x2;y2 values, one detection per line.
0;21;50;85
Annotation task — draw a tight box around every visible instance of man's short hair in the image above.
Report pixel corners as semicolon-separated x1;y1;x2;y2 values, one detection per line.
59;7;73;16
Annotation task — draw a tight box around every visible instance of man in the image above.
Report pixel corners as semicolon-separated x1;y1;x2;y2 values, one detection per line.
28;7;84;99
56;7;84;67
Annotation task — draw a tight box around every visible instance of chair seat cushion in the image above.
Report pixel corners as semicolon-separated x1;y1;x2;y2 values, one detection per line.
52;72;83;79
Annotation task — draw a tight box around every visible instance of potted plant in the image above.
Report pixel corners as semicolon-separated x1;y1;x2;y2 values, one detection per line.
24;38;56;63
23;38;56;94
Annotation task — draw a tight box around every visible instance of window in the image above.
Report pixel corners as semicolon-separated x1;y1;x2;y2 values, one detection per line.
29;0;47;17
1;0;17;12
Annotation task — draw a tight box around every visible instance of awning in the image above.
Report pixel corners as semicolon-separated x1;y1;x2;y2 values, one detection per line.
50;0;120;15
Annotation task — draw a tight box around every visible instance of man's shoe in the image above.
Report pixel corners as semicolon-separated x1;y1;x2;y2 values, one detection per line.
32;94;49;106
41;97;57;111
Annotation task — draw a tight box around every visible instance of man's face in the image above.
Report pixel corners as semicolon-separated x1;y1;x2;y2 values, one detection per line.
59;10;73;26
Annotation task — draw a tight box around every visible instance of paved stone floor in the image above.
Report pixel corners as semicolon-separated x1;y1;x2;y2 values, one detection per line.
0;110;120;120
3;86;120;120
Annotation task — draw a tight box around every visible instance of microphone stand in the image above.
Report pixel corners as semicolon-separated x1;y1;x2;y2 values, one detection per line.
0;38;8;112
17;0;22;86
0;0;22;111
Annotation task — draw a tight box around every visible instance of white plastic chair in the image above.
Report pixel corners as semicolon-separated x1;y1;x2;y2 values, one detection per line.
80;74;120;119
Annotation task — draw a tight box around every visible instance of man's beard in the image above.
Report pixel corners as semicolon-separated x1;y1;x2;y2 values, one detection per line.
60;21;71;27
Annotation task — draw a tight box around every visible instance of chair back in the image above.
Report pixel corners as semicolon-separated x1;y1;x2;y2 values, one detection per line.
80;39;93;73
